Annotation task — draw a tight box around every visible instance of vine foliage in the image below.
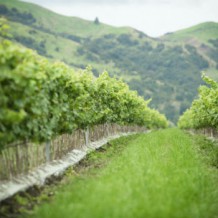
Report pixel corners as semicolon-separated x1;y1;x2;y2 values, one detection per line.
178;74;218;130
0;21;168;149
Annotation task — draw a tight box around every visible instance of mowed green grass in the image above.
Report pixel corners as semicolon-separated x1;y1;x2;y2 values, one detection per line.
31;129;218;218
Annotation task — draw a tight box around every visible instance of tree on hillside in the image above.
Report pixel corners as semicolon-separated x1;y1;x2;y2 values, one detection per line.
94;17;100;25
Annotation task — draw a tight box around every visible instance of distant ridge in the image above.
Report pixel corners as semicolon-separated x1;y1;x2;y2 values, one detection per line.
162;22;218;44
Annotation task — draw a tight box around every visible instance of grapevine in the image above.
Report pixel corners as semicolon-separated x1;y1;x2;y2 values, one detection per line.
178;74;218;130
0;37;168;149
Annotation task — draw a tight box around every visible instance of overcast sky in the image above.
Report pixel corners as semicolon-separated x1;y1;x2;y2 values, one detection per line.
22;0;218;37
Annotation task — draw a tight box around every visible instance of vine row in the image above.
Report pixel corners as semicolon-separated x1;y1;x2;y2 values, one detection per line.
0;39;168;149
178;74;218;131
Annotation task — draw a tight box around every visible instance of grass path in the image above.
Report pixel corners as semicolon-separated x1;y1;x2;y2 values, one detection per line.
31;129;218;218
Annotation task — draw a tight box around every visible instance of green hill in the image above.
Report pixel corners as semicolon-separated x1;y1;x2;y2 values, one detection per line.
0;0;152;75
161;22;218;80
0;0;218;123
0;0;136;38
162;22;218;45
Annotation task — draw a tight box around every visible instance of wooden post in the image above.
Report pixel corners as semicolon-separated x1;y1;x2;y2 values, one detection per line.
84;127;90;147
45;141;50;163
106;123;110;137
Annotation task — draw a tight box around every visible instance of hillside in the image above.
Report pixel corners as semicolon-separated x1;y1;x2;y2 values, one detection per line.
162;22;218;45
0;0;218;122
0;0;152;75
0;0;137;38
162;22;218;79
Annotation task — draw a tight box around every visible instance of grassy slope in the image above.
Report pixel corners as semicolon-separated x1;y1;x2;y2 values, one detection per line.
0;0;137;74
8;21;79;59
0;0;135;38
31;129;218;218
162;22;218;45
7;20;122;75
162;22;218;78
